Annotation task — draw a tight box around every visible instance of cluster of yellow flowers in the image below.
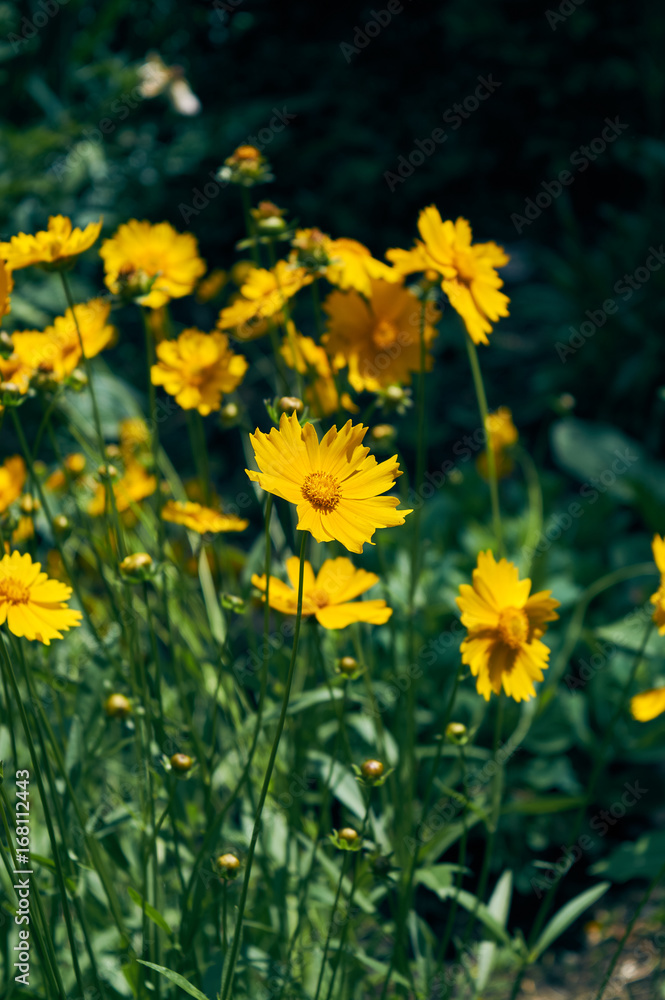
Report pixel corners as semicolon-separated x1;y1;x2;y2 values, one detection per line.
0;155;663;721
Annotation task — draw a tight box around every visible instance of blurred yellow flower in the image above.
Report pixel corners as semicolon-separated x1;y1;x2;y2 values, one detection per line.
324;278;439;392
46;453;86;492
0;550;82;644
151;328;247;415
196;268;227;303
100;220;206;309
0;456;26;512
0;345;35;394
10;299;115;384
0;259;13;320
387;207;509;345
280;327;356;417
216;261;312;332
630;687;665;722
456;550;559;702
162;500;249;534
477;407;519;479
0;215;102;271
119;418;151;457
327;238;400;297
88;463;157;516
252;555;392;629
246;412;411;553
650;534;665;633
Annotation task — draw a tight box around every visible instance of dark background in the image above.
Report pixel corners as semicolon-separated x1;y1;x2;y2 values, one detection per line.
2;0;664;445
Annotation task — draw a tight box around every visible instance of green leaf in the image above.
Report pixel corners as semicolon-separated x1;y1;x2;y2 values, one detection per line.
198;548;226;645
418;885;511;945
589;833;665;882
137;961;209;999
475;871;513;992
415;864;471;893
502;795;585;815
128;888;172;936
529;882;610;961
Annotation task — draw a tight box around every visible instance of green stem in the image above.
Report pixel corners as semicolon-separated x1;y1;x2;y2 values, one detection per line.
509;620;653;1000
593;861;665;1000
464;333;503;555
380;663;463;1000
220;530;308;1000
313;852;351;1000
142;306;166;559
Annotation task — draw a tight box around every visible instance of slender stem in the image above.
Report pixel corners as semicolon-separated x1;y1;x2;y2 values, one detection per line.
380;664;463;1000
220;531;308;1000
325;796;372;1000
464;333;503;555
435;746;469;973
404;295;428;831
509;620;653;1000
59;271;105;457
593;861;665;1000
0;635;86;999
313;853;351;1000
463;694;504;944
142;306;166;558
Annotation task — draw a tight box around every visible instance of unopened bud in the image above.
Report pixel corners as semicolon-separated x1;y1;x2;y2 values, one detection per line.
445;722;468;745
216;853;241;878
104;693;131;719
97;463;118;479
361;759;384;781
338;656;358;675
19;495;40;515
278;396;304;415
170;753;194;773
338;827;359;844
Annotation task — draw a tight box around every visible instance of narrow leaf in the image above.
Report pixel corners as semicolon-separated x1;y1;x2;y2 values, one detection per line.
137;961;209;1000
529;882;610;961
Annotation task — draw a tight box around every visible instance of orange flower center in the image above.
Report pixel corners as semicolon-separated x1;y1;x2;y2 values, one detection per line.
372;319;399;349
497;606;529;649
453;249;477;284
0;577;30;605
301;472;342;513
309;588;330;608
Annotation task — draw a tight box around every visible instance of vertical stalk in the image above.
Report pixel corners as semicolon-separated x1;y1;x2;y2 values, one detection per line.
312;853;350;1000
220;530;308;1000
464;333;504;555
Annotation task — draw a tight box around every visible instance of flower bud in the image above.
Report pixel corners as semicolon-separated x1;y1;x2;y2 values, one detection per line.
97;463;118;480
105;444;122;461
68;368;88;390
216;853;241;879
338;656;358;676
220;401;239;425
361;759;384;781
104;693;131;719
221;593;246;613
19;495;40;515
119;552;155;583
278;396;304;415
338;827;359;844
53;514;71;534
170;753;194;773
445;722;468;745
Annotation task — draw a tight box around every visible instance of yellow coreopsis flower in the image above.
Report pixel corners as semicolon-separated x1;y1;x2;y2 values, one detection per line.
246;412;412;553
326;238;399;297
0;550;82;643
0;346;35;395
216;261;312;333
630;687;665;722
88;463;157;517
0;259;13;321
477;407;519;480
323;278;439;393
649;534;665;633
0;456;27;512
280;328;357;417
456;550;560;702
45;453;86;492
0;215;102;271
387;207;510;345
151;328;247;415
11;299;116;381
161;500;249;534
100;220;206;309
252;555;392;629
